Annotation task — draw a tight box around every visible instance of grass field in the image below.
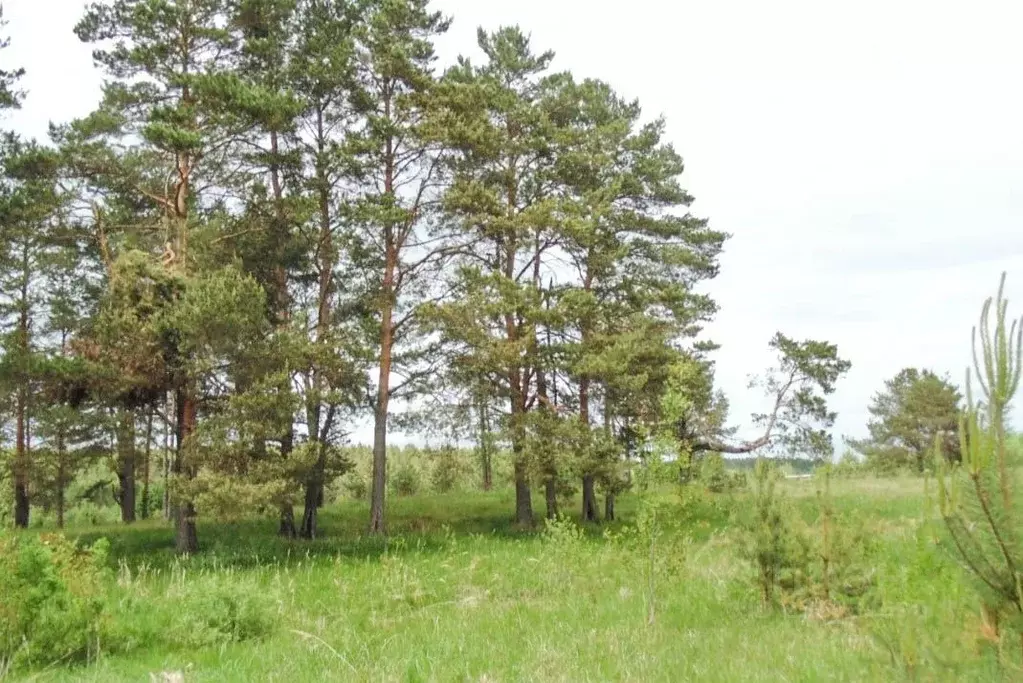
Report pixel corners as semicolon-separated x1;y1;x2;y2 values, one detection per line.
7;475;1018;682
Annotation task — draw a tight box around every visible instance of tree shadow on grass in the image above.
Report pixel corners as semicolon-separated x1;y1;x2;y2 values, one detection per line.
63;491;547;571
48;488;678;572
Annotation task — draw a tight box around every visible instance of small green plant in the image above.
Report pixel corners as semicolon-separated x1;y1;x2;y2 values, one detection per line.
343;470;368;500
935;272;1023;657
791;467;876;616
742;460;875;615
634;495;687;625
699;453;729;493
745;458;797;606
0;533;111;672
429;446;468;493
389;462;420;497
173;579;277;648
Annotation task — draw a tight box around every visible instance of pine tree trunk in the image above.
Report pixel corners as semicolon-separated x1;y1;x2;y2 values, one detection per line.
545;478;559;519
268;127;298;540
117;409;136;524
299;402;322;539
13;385;29;529
582;474;599;522
603;394;615;523
12;247;30;529
278;430;297;538
163;392;172;520
141;409;152;520
300;468;323;540
279;505;296;538
300;430;332;539
369;238;396;535
56;479;65;529
56;428;67;529
302;110;336;540
510;380;533;527
579;376;599;523
369;402;389;534
514;457;533;527
175;388;198;554
477;397;493;492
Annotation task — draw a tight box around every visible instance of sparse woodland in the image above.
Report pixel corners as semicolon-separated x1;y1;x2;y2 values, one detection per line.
0;0;849;545
1;2;1021;681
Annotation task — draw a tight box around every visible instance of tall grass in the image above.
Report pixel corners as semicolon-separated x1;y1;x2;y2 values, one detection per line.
2;474;1015;681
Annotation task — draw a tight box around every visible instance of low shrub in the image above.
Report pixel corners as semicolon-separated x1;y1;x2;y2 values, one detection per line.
741;460;875;616
0;532;110;672
700;453;747;493
172;579;277;648
342;470;368;500
389;461;421;497
428;446;471;493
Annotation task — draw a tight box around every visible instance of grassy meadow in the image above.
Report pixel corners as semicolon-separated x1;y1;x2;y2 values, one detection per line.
4;472;1017;682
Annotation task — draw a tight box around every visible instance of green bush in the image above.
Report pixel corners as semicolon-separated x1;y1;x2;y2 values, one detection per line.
62;501;122;528
740;461;875;615
172;580;276;648
697;453;747;493
0;533;110;671
342;470;368;500
429;446;470;493
699;453;729;493
389;461;420;497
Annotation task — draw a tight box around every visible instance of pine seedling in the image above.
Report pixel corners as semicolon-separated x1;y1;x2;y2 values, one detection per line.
936;271;1023;656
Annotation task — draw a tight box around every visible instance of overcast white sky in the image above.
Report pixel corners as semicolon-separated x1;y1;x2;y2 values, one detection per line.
6;0;1023;453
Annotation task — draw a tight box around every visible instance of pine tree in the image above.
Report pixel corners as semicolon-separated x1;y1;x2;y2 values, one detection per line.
554;77;724;521
428;26;567;527
288;0;366;541
936;272;1023;656
75;0;271;553
229;0;307;538
347;0;451;534
850;367;963;473
0;139;62;528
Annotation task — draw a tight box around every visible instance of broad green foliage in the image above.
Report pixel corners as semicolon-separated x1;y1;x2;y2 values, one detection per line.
851;367;963;473
936;272;1023;651
0;533;110;670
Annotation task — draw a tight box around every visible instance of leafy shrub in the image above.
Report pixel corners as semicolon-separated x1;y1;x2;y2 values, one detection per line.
389;461;420;497
741;460;875;615
830;450;866;478
0;533;110;671
428;446;470;493
342;470;368;500
699;453;730;493
699;453;747;493
172;579;276;648
62;501;122;528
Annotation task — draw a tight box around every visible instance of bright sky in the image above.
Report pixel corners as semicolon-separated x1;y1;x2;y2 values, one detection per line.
6;0;1023;453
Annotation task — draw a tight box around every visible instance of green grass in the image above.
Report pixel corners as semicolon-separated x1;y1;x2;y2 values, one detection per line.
7;476;1019;682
